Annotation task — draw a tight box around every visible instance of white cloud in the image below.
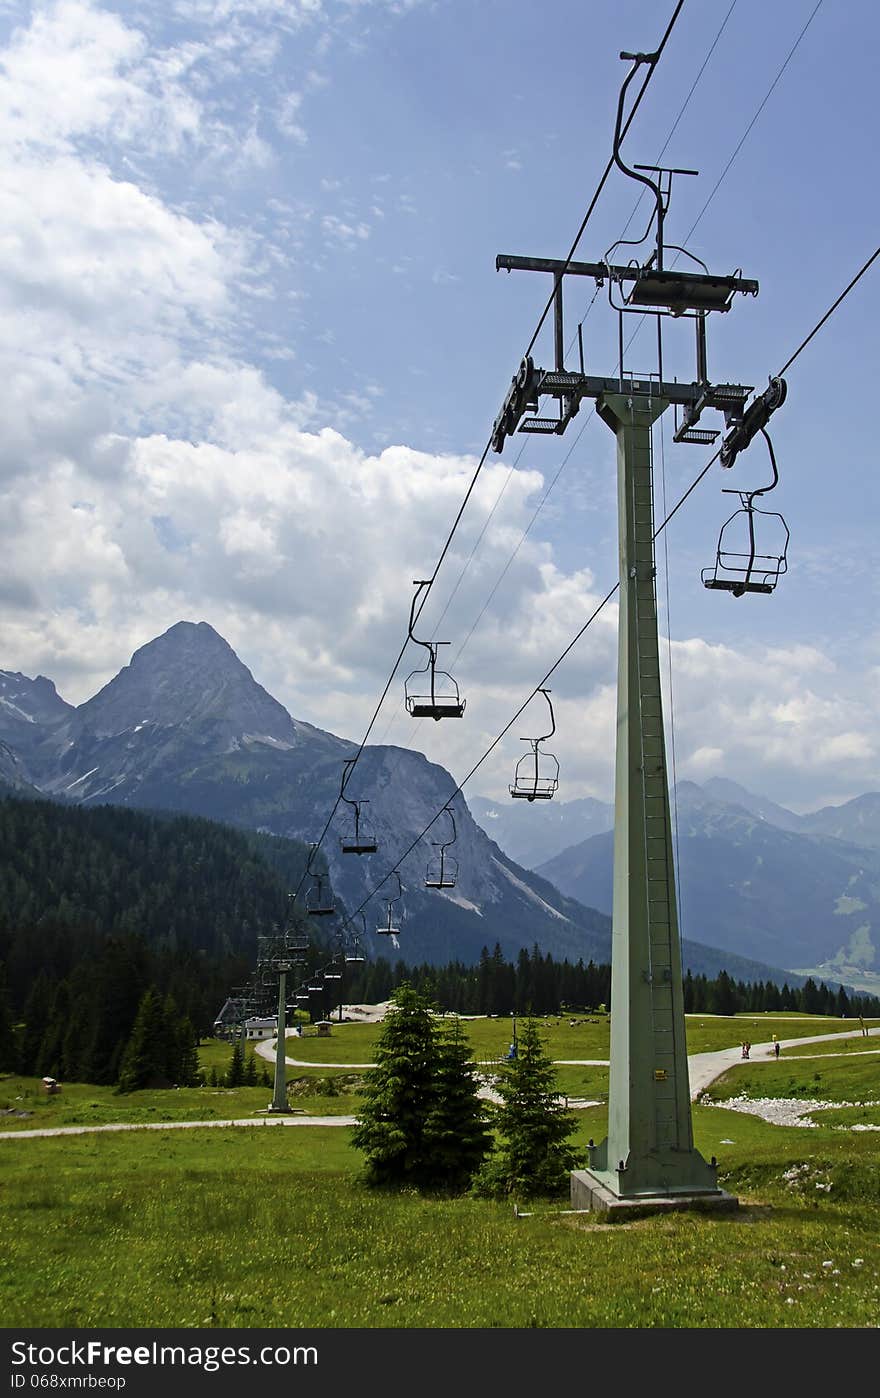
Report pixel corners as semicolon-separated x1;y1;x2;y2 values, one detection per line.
0;0;878;826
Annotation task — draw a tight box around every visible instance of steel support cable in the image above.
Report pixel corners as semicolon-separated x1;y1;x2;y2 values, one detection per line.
679;0;824;256
336;442;723;930
454;0;825;717
431;4;744;677
562;0;822;388
404;0;686;626
775;242;880;378
289;4;688;893
375;0;712;746
568;0;738;355
522;0;686;362
328;206;880;936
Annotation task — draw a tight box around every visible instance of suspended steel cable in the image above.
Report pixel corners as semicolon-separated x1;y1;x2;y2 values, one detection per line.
568;0;738;353
289;3;687;892
339;233;880;927
679;0;824;253
522;0;686;362
775;242;880;378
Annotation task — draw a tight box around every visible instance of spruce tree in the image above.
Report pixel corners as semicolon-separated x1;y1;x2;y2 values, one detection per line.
422;1017;491;1191
176;1017;202;1087
225;1035;246;1088
351;985;439;1187
117;987;174;1093
473;1017;581;1200
243;1048;258;1086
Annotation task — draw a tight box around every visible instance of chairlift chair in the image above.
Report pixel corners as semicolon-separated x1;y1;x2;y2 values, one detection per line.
377;872;403;937
425;805;459;889
338;758;378;854
305;842;336;917
344;916;368;964
404;581;466;720
306;874;336;916
509;688;560;801
702;427;789;597
605;57;757;322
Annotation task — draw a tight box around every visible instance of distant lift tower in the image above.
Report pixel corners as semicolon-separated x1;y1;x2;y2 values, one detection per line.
258;925;310;1114
491;51;785;1216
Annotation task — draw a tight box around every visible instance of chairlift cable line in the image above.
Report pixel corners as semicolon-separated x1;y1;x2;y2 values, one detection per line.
580;0;826;378
288;3;688;889
678;0;824;257
775;242;880;378
521;0;686;363
299;0;817;849
302;8;868;929
336;233;880;924
567;0;738;353
440;0;820;675
373;0;720;745
407;0;685;621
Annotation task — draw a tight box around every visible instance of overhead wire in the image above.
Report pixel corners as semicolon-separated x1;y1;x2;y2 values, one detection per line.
340;237;880;927
289;0;688;896
372;0;733;751
295;0;824;911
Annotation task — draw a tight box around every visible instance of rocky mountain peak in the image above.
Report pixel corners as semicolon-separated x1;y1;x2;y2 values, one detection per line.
73;620;299;745
0;669;72;721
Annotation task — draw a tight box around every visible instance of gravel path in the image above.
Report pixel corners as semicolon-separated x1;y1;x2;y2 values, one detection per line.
3;1027;877;1142
0;1114;357;1141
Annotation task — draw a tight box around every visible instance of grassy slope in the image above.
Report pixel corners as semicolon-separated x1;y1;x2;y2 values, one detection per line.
1;1094;879;1327
3;1018;875;1130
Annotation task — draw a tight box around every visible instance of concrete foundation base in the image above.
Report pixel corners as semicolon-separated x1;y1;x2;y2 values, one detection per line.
570;1169;739;1221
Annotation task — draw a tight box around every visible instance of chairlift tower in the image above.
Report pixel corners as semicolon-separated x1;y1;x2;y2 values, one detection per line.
257;926;309;1114
487;49;791;1215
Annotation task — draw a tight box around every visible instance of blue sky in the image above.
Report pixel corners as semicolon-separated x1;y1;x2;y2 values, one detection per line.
0;0;877;812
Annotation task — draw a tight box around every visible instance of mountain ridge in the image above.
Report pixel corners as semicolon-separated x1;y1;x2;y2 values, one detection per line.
0;620;822;986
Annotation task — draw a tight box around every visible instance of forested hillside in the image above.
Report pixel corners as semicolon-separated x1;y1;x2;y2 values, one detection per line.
0;795;326;1084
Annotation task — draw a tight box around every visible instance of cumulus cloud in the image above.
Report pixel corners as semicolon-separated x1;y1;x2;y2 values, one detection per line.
0;0;877;823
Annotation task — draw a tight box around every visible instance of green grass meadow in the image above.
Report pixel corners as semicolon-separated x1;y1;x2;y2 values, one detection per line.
1;1016;878;1328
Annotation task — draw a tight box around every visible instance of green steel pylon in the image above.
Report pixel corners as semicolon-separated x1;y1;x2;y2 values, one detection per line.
580;392;722;1202
269;968;290;1113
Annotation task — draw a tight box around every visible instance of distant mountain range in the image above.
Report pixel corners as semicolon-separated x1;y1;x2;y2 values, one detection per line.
533;779;880;994
0;621;815;988
468;793;614;870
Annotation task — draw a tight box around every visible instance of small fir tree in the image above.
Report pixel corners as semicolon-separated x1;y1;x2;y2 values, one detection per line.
176;1017;202;1087
422;1017;491;1191
243;1049;258;1086
225;1035;246;1088
351;985;439;1188
117;987;174;1093
473;1017;581;1200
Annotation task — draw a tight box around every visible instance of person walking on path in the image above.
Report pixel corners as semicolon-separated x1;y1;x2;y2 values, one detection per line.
774;1041;781;1059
